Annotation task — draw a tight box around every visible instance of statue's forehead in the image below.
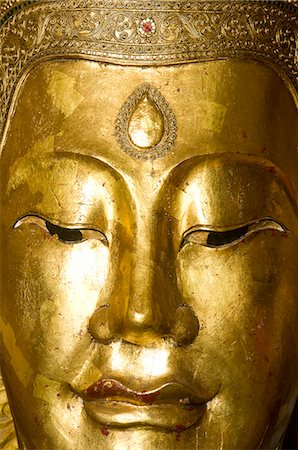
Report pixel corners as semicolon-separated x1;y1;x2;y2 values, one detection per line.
21;58;296;97
5;59;295;136
3;59;297;189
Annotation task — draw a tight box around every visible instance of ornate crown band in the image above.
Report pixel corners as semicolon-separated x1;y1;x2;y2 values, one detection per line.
0;0;297;135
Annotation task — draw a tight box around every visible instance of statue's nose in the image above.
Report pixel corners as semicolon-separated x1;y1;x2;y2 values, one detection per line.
88;225;199;346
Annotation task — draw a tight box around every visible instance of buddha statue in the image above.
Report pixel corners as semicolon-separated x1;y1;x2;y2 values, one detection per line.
0;1;297;449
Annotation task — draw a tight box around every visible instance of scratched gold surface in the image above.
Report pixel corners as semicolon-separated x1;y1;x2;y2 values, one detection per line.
0;59;297;449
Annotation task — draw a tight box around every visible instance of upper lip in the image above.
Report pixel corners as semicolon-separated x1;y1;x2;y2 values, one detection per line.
79;378;209;406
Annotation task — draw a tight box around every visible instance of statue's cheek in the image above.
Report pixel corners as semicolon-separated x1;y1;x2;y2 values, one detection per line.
176;232;297;374
2;225;110;375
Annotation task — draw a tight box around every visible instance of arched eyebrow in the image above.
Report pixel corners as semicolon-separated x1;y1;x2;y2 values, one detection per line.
167;153;297;214
5;151;132;232
55;152;296;209
6;150;120;195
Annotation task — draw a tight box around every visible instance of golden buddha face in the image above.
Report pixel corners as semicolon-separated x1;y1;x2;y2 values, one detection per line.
0;59;297;450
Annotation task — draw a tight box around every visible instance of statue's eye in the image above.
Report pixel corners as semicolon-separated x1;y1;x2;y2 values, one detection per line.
180;219;287;250
13;215;108;245
206;225;249;247
45;221;83;242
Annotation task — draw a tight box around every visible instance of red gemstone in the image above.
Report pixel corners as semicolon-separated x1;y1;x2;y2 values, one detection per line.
143;22;153;33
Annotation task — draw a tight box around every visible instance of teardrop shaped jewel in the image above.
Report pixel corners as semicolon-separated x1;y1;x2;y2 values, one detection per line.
115;83;177;160
128;94;165;149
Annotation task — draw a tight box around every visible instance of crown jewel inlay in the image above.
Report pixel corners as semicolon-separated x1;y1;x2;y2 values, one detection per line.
138;18;156;37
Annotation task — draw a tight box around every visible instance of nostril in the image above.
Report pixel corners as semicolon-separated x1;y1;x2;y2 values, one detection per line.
171;305;200;346
89;304;199;347
88;305;115;344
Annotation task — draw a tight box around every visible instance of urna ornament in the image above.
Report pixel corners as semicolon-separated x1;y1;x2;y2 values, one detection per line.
0;1;297;449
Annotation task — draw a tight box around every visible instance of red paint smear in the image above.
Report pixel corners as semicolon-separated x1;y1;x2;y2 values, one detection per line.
175;424;186;442
260;145;267;153
252;309;270;364
85;379;160;404
268;166;277;174
101;426;110;436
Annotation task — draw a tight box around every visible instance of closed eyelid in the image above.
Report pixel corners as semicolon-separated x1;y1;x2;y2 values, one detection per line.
13;214;108;245
180;218;288;250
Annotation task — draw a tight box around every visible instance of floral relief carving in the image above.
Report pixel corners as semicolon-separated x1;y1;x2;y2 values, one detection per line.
0;0;297;135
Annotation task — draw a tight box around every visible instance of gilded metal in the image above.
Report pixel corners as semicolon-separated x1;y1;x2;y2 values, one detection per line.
115;83;177;159
0;1;298;450
0;1;297;135
0;381;17;449
128;95;164;149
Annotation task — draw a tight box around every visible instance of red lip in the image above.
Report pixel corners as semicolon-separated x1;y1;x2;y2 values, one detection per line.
82;378;206;406
73;377;219;430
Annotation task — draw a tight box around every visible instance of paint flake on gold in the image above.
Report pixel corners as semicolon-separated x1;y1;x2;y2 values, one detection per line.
0;317;33;386
47;70;84;117
33;375;61;403
7;136;54;194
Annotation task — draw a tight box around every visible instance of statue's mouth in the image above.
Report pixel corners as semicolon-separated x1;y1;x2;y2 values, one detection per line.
83;378;206;405
76;378;211;430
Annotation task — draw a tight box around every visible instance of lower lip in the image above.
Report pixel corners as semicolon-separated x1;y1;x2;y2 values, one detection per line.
84;400;206;430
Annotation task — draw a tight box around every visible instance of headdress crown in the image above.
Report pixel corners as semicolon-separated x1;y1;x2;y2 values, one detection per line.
0;0;297;134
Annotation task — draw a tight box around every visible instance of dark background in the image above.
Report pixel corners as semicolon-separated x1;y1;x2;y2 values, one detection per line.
282;401;298;450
